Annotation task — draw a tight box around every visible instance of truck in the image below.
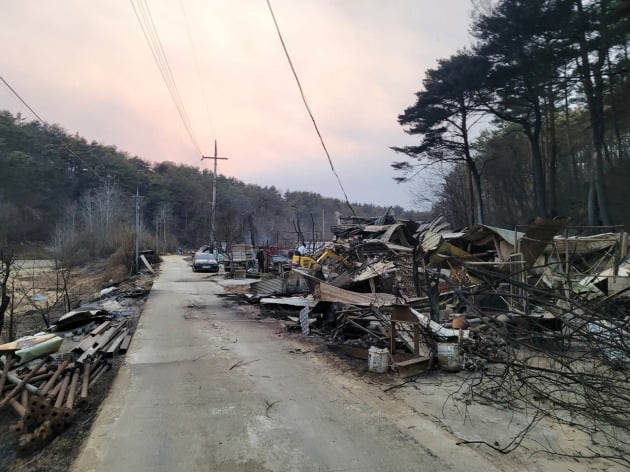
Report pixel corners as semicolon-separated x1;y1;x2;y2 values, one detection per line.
224;243;255;272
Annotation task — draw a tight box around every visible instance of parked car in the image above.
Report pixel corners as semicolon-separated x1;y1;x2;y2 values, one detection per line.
192;251;220;273
270;254;292;273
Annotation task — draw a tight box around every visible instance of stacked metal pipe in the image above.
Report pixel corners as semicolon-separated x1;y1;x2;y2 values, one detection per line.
0;320;132;452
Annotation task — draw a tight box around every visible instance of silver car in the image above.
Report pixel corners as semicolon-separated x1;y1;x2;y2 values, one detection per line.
192;251;220;273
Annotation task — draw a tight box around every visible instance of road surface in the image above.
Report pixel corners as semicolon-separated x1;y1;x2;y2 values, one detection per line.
72;255;503;472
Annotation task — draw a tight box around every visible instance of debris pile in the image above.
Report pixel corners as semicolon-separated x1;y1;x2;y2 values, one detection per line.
249;213;472;372
0;314;132;452
245;212;630;458
0;281;148;454
252;213;629;367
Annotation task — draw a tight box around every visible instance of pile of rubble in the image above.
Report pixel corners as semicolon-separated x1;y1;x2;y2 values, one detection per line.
244;211;630;458
246;212;630;375
0;283;149;454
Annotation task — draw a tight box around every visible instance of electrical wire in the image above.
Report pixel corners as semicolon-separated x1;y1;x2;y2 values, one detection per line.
179;0;215;142
265;0;356;215
132;0;202;156
0;75;46;124
0;74;103;178
130;0;204;157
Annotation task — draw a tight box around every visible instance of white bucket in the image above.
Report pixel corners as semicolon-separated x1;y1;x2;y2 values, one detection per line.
437;343;461;372
368;346;389;373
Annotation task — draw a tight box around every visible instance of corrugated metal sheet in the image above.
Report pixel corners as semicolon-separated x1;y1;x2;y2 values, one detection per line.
551;233;617;256
460;224;523;247
352;261;397;282
421;231;443;252
251;277;284;297
250;271;310;297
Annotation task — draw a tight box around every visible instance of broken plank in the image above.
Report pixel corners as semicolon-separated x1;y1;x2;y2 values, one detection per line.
140;255;155;274
393;356;431;378
260;296;316;307
0;334;57;353
90;321;111;336
119;332;133;353
105;330;128;357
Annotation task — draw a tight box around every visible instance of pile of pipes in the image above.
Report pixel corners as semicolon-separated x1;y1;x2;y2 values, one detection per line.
0;320;132;452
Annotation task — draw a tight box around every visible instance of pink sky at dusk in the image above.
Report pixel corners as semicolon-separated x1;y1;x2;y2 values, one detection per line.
0;0;473;210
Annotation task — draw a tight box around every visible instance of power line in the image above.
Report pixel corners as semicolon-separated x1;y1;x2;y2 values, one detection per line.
130;0;204;157
132;0;202;155
0;74;102;178
265;0;355;216
179;0;215;137
0;75;46;124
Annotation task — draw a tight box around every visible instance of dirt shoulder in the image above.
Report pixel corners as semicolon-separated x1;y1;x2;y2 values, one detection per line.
0;260;154;472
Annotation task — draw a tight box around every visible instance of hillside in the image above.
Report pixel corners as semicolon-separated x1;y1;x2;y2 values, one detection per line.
0;111;426;252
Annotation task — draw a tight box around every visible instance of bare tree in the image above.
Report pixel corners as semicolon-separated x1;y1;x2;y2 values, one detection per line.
0;240;15;339
77;180;129;257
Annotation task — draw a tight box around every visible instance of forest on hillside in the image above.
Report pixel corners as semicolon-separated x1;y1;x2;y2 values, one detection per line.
0;110;424;261
394;0;630;229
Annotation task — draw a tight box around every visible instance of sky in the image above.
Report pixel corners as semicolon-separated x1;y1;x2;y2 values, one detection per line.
0;0;474;211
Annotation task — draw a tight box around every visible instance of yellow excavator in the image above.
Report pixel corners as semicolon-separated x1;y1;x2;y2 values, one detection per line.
292;249;352;270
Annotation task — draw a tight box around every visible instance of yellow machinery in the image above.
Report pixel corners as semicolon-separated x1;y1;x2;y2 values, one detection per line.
292;249;351;270
291;254;317;269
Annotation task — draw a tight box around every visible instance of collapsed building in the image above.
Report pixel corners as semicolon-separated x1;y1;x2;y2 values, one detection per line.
248;211;629;375
247;211;630;458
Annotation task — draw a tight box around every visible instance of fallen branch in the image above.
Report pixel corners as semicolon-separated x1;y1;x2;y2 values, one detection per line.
229;359;259;371
264;399;281;418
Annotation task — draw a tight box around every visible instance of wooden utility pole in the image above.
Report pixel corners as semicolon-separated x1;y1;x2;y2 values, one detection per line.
133;188;144;273
202;140;228;244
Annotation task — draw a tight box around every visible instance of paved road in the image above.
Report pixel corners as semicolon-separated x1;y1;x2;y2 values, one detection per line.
72;255;501;472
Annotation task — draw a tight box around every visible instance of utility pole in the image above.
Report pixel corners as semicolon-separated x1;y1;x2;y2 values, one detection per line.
155;215;159;254
133;188;144;273
161;206;167;250
201;140;228;245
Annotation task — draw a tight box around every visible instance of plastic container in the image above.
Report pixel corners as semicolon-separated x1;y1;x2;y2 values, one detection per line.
437;343;461;372
368;346;390;373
